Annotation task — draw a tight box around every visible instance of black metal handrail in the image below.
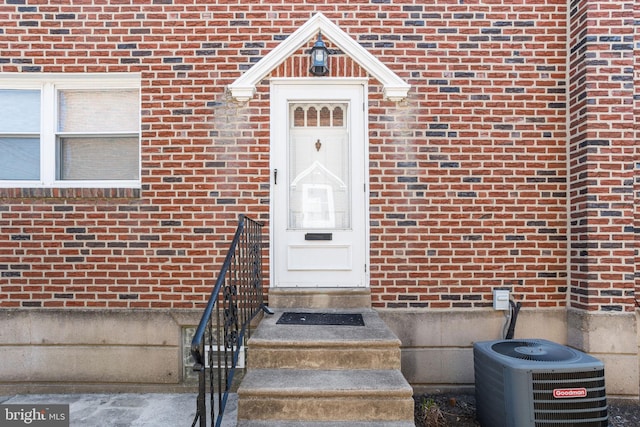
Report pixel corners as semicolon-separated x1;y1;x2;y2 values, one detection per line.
191;214;272;427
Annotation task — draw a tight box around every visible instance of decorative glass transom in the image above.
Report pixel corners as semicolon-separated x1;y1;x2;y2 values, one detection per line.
292;104;345;128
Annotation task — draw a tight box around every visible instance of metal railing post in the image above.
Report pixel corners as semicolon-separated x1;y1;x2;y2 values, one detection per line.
190;215;271;427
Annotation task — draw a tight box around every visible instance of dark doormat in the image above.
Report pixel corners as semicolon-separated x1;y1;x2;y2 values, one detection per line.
276;312;365;326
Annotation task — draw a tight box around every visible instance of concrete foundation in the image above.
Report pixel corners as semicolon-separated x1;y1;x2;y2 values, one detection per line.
1;307;638;398
567;309;639;398
0;309;201;394
380;308;568;394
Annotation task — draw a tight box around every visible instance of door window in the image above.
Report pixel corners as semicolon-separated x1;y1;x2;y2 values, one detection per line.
288;103;350;230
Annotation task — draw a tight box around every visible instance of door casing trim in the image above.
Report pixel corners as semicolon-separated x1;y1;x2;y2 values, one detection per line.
269;78;370;288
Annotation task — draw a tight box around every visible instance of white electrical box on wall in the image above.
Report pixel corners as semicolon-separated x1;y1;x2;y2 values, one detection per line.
493;289;510;310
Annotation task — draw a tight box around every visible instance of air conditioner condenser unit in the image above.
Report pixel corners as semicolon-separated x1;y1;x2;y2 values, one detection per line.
474;339;608;427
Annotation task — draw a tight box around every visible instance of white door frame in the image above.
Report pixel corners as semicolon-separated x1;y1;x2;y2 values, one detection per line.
269;78;370;288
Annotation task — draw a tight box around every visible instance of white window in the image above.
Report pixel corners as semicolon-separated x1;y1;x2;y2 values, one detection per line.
0;74;140;188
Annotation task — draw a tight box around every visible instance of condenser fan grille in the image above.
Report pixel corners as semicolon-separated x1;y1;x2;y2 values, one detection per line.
491;340;579;362
532;369;607;426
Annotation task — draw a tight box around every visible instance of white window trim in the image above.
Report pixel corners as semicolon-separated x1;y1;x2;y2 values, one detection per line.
0;73;141;189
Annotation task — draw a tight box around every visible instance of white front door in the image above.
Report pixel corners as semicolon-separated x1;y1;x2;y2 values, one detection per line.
270;80;368;288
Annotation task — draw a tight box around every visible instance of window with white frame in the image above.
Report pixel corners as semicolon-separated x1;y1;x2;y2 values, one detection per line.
0;74;140;188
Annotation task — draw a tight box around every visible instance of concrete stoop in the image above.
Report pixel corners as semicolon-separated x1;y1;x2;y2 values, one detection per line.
267;287;372;309
237;307;415;425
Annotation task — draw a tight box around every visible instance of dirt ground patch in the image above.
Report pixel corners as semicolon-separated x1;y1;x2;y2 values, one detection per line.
413;393;640;427
414;394;478;427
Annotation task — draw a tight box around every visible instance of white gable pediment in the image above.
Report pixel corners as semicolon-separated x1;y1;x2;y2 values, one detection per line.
228;13;410;102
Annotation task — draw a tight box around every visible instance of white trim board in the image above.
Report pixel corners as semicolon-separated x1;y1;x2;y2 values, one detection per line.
228;13;410;102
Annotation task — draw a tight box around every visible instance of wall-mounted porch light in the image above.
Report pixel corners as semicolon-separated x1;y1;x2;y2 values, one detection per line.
309;32;329;76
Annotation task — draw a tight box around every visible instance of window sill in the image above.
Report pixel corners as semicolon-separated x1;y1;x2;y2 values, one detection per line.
0;187;141;199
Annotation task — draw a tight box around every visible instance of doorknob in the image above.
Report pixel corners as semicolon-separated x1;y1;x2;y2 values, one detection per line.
274;168;278;185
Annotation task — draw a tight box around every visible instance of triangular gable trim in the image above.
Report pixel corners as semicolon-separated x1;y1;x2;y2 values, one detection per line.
228;13;411;102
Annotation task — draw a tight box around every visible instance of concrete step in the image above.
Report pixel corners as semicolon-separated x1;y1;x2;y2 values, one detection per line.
247;309;401;370
268;287;371;309
237;369;414;423
239;308;415;425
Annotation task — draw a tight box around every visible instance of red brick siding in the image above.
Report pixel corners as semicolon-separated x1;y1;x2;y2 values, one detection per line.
272;49;368;80
0;1;575;310
636;0;640;312
568;0;638;312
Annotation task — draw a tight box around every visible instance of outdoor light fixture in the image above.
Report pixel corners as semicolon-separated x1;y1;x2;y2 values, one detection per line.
309;32;329;76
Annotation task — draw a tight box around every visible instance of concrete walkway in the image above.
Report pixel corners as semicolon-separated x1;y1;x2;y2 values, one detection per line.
0;393;238;427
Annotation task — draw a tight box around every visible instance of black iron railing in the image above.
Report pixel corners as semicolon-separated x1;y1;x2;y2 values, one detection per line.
191;214;272;427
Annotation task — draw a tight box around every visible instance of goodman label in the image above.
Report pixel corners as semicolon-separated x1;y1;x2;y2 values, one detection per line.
553;388;587;399
1;404;69;427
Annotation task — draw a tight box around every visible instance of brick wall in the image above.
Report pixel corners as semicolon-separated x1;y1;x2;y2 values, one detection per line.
568;0;637;312
364;1;569;308
636;1;640;312
1;1;573;310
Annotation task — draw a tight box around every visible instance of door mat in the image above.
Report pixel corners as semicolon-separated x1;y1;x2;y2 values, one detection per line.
276;312;365;326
